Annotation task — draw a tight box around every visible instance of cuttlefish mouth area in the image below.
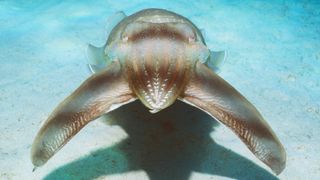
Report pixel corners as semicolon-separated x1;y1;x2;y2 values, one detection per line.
122;25;198;113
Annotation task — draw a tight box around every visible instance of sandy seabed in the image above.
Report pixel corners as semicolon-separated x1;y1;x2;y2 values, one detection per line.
0;0;319;179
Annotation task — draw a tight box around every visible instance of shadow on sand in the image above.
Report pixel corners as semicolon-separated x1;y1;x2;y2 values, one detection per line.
44;101;278;180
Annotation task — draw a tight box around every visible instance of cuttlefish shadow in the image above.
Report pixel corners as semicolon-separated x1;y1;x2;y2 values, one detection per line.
44;101;278;180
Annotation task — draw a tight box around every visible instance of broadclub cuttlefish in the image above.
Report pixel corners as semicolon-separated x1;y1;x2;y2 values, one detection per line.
31;8;286;175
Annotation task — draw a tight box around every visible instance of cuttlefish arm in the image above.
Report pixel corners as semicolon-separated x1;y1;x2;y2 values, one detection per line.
31;61;135;167
180;62;286;175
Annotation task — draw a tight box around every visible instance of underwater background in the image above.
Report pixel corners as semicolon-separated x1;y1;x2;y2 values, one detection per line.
0;0;319;179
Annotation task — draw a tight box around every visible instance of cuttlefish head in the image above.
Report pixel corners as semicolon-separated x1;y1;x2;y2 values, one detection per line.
107;21;209;113
31;8;286;175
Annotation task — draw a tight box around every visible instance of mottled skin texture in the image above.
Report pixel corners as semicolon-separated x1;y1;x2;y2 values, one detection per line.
31;9;286;175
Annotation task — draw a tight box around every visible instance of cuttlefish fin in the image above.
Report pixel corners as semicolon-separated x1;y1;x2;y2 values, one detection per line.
205;50;227;73
31;61;135;167
86;11;126;74
105;11;126;38
86;44;108;73
180;62;286;175
87;64;108;74
200;28;207;40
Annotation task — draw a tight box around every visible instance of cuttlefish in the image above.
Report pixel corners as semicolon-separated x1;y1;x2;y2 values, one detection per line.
31;8;286;174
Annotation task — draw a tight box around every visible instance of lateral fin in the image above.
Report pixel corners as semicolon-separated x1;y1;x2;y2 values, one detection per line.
86;44;107;73
105;11;127;38
206;50;227;73
31;62;135;167
181;62;286;175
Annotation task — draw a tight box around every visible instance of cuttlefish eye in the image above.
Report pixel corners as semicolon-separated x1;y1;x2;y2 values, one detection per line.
31;8;286;175
188;36;195;42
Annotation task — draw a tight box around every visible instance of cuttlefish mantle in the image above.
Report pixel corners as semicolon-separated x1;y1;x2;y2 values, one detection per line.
31;8;286;175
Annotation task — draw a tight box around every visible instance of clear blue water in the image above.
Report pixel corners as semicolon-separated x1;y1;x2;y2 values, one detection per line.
0;0;319;179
